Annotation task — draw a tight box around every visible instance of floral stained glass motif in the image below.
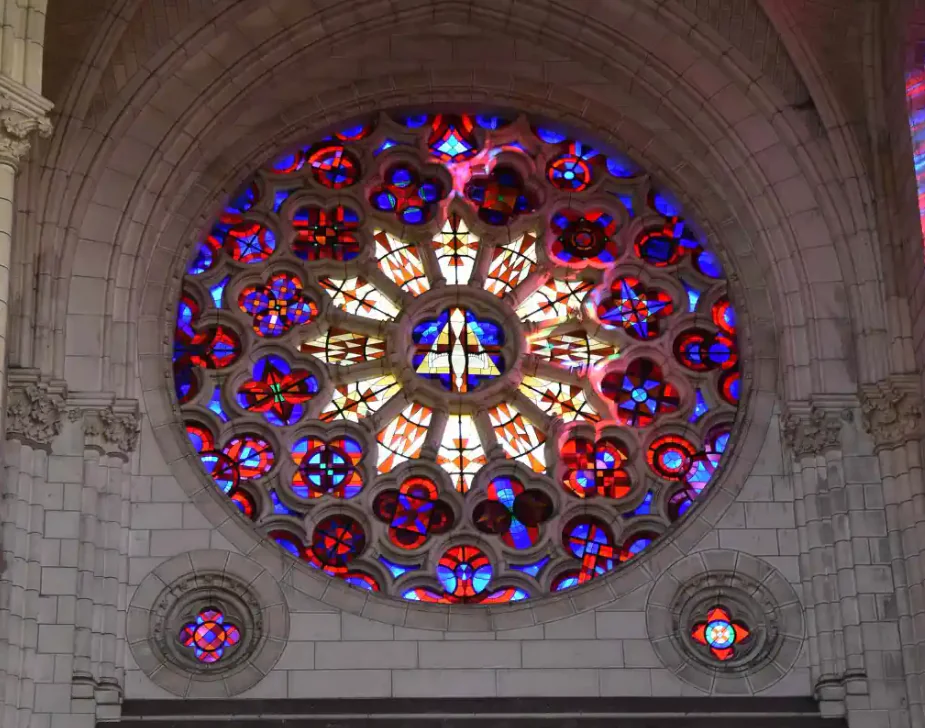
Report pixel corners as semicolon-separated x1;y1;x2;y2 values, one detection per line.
239;273;318;337
177;108;740;604
691;606;751;661
237;355;318;426
292;204;360;262
292;436;364;499
178;608;240;664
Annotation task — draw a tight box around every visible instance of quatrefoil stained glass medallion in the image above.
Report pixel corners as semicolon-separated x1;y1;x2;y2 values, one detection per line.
175;111;742;604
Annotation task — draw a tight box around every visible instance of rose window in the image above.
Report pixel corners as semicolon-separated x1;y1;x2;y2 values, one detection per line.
174;111;742;604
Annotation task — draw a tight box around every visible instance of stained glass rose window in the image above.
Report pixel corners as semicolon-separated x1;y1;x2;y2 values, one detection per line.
174;112;741;603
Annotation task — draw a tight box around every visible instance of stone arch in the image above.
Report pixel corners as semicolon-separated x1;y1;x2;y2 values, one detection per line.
35;0;878;403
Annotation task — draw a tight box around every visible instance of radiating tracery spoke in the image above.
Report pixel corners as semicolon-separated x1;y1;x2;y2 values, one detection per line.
177;109;741;604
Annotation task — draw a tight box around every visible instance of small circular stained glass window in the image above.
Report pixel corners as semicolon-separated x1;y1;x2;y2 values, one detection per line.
174;110;742;604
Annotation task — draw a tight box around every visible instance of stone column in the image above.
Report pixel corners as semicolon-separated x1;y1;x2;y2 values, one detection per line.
0;75;50;436
67;396;140;722
782;404;857;717
861;377;925;728
0;368;64;728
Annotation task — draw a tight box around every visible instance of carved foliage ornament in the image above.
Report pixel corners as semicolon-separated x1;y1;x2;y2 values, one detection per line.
781;407;847;457
861;380;924;450
6;384;63;445
70;407;142;454
0;96;52;167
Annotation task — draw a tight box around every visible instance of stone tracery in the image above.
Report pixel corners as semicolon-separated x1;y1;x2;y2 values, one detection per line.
172;111;743;604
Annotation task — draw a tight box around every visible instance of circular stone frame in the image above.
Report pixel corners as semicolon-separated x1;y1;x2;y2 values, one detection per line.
646;550;805;694
127;550;289;697
141;99;778;631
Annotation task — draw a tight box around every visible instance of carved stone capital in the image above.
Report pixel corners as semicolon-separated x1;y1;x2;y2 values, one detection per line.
781;405;850;457
5;369;67;447
860;377;924;451
0;75;53;168
67;393;141;459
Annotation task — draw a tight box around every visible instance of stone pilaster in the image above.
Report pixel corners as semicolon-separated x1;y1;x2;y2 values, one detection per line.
782;401;864;717
67;394;140;722
1;369;65;728
861;376;925;728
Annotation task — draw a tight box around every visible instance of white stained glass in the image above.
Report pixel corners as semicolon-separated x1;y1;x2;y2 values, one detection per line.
374;231;430;296
484;233;538;297
434;214;479;286
320;277;400;321
321;375;401;422
377;403;432;473
488;402;546;473
437;413;487;493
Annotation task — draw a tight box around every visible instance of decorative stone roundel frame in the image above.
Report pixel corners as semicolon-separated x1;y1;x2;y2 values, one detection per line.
646;550;805;694
141;100;779;630
127;550;289;697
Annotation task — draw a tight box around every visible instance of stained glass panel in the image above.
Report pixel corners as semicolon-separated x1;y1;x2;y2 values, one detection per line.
176;108;740;604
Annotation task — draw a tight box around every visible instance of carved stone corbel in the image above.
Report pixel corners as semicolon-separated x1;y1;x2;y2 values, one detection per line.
5;369;67;447
0;75;52;168
67;394;141;459
781;405;851;457
860;377;924;451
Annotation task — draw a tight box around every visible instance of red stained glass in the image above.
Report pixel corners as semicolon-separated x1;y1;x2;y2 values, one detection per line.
223;435;275;480
674;329;737;372
177;607;241;664
428;114;478;162
600;358;680;427
549;208;619;266
472;476;553;550
596;276;674;340
224;222;277;264
562;517;615;584
237;355;318;427
690;606;752;661
373;476;454;550
647;434;697;481
291;436;364;500
465;165;536;227
634;224;685;267
546;143;597;192
292;204;361;261
309;514;366;574
308;144;360;189
561;436;632;499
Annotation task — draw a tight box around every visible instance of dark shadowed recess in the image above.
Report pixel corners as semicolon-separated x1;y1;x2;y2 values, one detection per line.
109;697;842;727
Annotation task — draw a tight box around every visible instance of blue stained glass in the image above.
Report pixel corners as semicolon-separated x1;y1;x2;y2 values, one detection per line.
402;114;430;128
273;188;297;212
188;240;216;275
437;560;492;596
652;192;681;217
209;276;229;309
402;589;422;601
536;127;567;144
607;154;638;178
511;557;550;577
208;386;229;422
683;280;701;313
624;491;654;518
509;589;529;601
269;490;301;517
338;123;366;139
274;535;301;558
613;193;635;218
344;576;377;591
177;300;196;338
403;207;424;225
696;250;723;278
690;389;709;422
626;537;652;556
476;115;508;130
374;139;399;156
378;556;420;578
553;575;580;592
714;432;730;453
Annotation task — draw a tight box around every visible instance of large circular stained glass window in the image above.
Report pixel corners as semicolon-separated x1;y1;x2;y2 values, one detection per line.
174;111;741;604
